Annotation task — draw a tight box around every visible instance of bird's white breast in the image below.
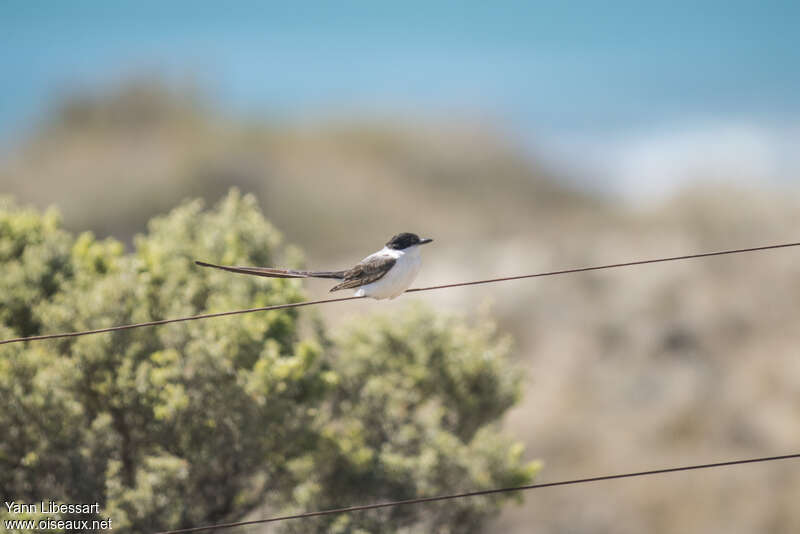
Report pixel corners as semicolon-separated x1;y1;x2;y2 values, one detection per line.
356;246;422;299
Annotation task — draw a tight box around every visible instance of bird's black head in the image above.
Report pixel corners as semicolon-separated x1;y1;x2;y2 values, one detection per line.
386;232;433;250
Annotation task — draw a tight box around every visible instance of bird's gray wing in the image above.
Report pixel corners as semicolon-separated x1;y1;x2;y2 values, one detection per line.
329;255;396;292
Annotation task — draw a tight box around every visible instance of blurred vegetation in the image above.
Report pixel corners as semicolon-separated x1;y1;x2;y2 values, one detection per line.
0;192;535;533
3;80;800;534
0;80;598;263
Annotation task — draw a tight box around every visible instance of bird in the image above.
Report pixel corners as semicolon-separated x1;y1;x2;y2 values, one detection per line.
195;232;433;299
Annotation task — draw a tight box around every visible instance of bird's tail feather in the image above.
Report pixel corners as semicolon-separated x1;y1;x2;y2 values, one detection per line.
195;261;345;279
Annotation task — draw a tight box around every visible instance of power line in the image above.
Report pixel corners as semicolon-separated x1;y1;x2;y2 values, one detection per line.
405;240;800;293
0;295;364;345
2;240;799;346
154;452;800;534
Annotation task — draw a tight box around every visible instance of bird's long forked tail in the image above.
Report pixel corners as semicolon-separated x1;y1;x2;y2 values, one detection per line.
195;261;345;279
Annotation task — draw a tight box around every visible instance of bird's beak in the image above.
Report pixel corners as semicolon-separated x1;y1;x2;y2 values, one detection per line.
419;238;433;245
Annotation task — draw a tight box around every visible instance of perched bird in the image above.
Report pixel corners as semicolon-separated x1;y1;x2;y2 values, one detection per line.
196;232;433;299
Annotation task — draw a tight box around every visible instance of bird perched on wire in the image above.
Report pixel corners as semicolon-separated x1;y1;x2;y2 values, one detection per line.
196;232;433;300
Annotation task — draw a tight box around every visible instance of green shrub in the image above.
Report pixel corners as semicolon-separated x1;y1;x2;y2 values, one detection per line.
0;191;536;533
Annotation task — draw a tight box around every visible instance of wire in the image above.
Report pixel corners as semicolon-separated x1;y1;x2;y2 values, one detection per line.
0;295;364;345
405;240;800;293
153;452;800;533
2;240;799;346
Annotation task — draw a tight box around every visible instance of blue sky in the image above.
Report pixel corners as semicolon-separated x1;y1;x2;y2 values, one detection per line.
2;1;798;194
